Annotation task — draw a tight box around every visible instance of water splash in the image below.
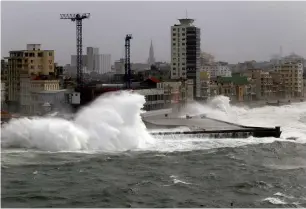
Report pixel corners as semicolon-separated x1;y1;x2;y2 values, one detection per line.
2;94;306;153
1;91;155;152
146;96;306;152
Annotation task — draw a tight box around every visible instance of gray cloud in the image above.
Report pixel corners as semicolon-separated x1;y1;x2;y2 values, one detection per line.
1;1;306;65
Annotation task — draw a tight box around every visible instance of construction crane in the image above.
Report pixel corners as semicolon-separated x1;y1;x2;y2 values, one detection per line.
125;34;132;89
60;13;90;89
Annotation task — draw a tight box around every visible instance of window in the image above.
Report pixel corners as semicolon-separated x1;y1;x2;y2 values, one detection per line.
30;60;34;64
38;52;43;57
173;43;176;46
182;28;185;31
182;33;185;36
172;38;176;41
49;52;53;56
173;33;176;36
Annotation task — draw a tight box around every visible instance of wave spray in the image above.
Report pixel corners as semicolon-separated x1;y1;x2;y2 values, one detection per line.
1;91;155;152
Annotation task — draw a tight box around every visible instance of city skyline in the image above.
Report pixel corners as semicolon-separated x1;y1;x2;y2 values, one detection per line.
1;1;306;65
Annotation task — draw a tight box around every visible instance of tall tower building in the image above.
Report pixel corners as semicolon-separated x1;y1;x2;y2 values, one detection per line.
147;40;156;67
171;18;201;98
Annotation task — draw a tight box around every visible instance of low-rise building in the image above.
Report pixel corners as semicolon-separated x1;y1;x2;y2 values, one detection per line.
19;74;67;115
134;88;164;111
217;75;252;102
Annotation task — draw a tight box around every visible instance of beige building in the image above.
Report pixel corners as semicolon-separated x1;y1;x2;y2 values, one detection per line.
199;70;210;100
271;62;303;98
243;69;273;100
19;74;61;115
5;44;55;111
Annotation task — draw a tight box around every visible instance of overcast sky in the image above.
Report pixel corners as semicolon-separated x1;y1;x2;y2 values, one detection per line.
1;1;306;65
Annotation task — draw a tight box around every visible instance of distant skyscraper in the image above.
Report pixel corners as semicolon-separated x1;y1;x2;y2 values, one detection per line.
71;47;111;74
171;17;201;98
147;40;156;67
96;54;111;74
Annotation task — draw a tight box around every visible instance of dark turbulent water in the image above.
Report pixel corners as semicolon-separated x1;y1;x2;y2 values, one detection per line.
2;142;306;208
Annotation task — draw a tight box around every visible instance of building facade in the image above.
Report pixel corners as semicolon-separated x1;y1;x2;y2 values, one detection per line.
5;44;55;112
19;74;62;115
202;62;232;78
171;18;201;99
199;71;210;101
272;62;303;98
1;82;6;110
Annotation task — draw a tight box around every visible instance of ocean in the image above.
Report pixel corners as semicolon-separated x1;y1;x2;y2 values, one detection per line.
1;92;306;208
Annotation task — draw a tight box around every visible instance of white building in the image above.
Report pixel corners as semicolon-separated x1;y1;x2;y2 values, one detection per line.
202;62;232;78
171;18;201;98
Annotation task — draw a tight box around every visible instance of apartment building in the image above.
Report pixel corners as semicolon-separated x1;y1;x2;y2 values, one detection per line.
272;62;303;98
5;44;55;112
199;70;210;100
243;69;273;100
171;18;201;98
202;62;232;78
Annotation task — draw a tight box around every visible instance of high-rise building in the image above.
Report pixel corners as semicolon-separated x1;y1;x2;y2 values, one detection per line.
71;47;111;74
147;40;156;67
95;54;111;74
5;44;55;111
87;47;99;72
171;18;201;98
